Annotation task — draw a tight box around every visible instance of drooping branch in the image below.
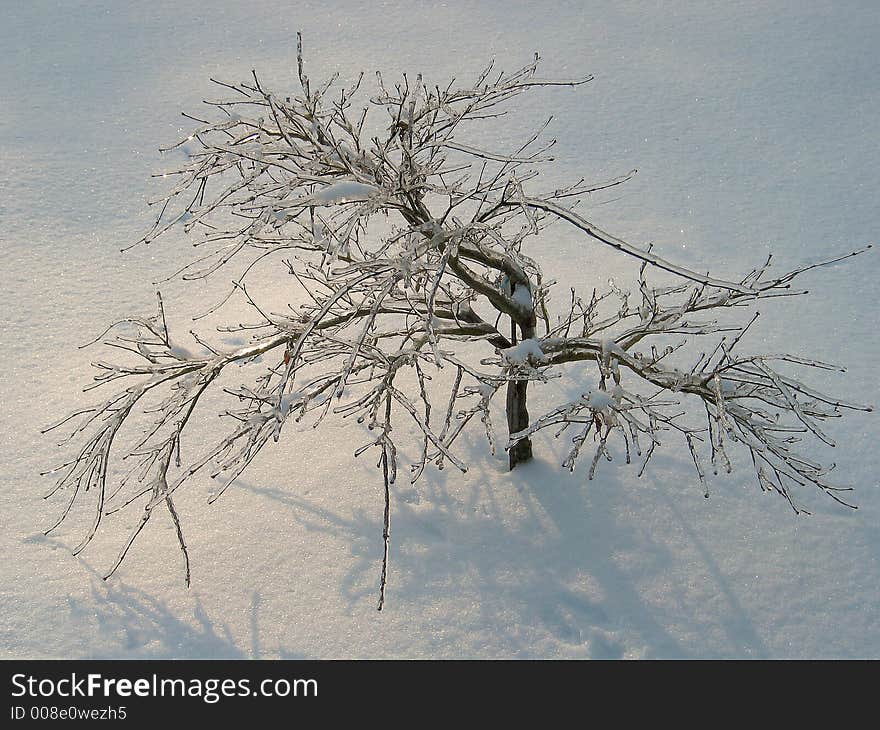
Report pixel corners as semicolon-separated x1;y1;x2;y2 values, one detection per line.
44;47;873;606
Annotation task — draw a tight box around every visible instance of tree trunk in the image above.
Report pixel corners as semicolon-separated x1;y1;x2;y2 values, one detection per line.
507;316;534;470
507;377;532;469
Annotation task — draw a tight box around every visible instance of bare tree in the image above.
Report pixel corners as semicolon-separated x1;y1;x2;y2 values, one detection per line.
44;42;872;609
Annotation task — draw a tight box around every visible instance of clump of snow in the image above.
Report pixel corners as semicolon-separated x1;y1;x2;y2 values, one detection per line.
601;338;626;361
587;389;613;410
501;338;545;364
276;181;380;210
512;285;533;310
309;181;380;205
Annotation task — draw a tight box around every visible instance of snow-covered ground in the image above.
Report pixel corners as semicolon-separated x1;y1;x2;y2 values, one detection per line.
2;1;878;658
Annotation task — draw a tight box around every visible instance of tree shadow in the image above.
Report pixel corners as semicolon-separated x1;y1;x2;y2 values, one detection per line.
654;475;770;658
66;579;246;658
27;535;274;658
238;443;770;658
32;441;770;658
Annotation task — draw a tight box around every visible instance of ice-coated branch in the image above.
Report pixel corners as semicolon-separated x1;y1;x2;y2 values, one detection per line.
516;248;873;511
45;46;872;606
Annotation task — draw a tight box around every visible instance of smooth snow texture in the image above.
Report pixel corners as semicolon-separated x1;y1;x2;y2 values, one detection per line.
1;1;878;659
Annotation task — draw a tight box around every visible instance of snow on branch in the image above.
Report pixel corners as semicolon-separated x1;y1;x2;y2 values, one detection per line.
45;43;873;608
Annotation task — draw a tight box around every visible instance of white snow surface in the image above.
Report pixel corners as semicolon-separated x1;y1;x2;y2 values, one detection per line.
2;1;879;659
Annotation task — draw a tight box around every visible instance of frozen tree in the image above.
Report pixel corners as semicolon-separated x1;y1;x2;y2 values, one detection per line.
44;43;872;609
